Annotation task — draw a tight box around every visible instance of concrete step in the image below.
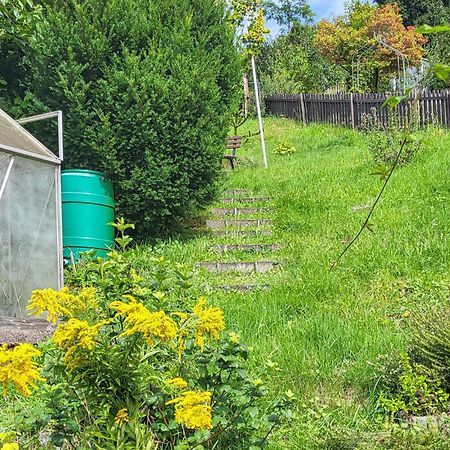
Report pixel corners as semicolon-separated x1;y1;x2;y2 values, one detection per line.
220;197;271;204
209;284;270;292
223;189;252;196
196;260;279;273
211;243;282;253
211;229;273;237
211;207;270;216
205;219;272;229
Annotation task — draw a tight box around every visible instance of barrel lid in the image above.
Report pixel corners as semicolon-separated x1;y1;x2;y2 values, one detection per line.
62;169;107;177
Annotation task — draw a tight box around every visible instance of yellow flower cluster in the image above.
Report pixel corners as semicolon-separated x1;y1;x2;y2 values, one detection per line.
27;287;98;322
166;377;188;390
1;443;19;450
110;296;177;344
0;431;17;448
27;288;73;322
0;344;44;397
53;318;106;369
193;298;225;351
167;390;213;430
114;408;129;425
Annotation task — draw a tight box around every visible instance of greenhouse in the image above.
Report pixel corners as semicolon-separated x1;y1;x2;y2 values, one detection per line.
0;108;63;318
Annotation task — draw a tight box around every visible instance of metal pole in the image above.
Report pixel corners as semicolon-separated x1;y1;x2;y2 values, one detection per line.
17;110;64;160
0;157;14;202
251;55;268;169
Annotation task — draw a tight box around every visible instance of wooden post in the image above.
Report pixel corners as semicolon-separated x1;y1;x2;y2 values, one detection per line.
251;56;268;169
447;88;450;128
350;93;355;129
299;93;306;124
243;74;250;116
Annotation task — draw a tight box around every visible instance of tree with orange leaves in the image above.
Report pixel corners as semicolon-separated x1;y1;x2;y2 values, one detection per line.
315;1;427;92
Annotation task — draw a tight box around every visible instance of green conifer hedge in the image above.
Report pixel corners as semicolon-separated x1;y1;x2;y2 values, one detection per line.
29;0;241;238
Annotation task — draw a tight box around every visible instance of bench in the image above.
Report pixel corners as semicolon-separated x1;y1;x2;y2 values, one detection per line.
223;135;242;169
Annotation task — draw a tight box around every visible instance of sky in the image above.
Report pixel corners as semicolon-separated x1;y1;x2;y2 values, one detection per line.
266;0;374;36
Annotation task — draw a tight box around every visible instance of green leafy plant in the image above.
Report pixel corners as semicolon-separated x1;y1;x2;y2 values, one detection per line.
273;139;296;156
377;353;448;417
409;298;450;391
360;107;422;166
1;219;292;449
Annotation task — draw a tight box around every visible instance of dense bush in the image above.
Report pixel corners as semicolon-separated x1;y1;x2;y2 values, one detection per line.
26;0;241;239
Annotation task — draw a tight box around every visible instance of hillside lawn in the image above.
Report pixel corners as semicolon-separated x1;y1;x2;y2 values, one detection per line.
1;117;449;448
145;117;450;448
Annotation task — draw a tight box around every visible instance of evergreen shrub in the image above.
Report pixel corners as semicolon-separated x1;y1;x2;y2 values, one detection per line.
28;0;241;238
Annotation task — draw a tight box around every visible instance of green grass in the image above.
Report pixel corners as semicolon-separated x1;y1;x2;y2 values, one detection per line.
140;117;450;448
2;117;449;449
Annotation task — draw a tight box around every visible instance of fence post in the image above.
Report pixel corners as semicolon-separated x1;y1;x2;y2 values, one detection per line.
299;93;306;124
447;89;450;128
350;93;355;129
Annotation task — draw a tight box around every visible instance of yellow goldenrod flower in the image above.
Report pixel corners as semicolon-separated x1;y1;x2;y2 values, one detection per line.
229;332;240;344
53;319;106;369
27;288;72;322
1;443;19;450
114;408;129;425
110;296;177;345
0;344;44;397
193;298;225;352
166;377;188;390
27;287;99;322
74;287;98;312
167;390;212;430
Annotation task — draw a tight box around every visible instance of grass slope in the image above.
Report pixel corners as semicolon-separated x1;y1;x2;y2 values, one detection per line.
145;117;450;448
2;118;448;449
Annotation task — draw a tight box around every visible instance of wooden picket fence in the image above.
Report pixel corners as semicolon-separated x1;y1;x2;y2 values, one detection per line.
264;90;450;128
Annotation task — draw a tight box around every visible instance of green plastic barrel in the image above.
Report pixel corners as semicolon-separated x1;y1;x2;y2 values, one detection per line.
62;169;114;261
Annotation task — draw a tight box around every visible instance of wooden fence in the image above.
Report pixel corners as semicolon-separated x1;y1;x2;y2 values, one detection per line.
264;90;450;128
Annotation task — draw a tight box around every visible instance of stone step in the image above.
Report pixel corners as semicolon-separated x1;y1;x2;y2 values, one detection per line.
211;243;282;253
211;207;270;216
220;197;271;204
223;189;252;196
205;219;272;229
196;260;279;273
211;229;273;237
209;284;270;292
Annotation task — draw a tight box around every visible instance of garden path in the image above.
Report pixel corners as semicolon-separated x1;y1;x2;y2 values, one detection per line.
195;189;282;292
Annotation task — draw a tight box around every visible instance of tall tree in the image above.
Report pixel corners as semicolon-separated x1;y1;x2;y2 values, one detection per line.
265;0;313;31
374;0;450;26
315;2;427;92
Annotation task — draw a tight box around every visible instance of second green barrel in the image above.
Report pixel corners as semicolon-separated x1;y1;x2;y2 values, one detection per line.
62;169;114;260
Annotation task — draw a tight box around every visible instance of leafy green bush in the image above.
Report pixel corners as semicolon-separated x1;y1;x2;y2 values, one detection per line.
360;108;421;166
0;220;292;449
410;299;450;390
273;139;296;156
25;0;241;239
377;353;448;417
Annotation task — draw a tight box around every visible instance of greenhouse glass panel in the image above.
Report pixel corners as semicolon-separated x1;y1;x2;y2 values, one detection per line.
0;108;63;320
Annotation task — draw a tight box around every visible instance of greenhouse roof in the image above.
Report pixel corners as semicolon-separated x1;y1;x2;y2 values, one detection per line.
0;108;60;164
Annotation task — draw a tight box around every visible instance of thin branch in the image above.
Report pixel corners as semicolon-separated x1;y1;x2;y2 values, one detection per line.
330;137;408;270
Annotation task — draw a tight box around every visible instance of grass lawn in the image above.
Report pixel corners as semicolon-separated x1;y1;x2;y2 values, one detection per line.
1;117;449;449
141;117;450;448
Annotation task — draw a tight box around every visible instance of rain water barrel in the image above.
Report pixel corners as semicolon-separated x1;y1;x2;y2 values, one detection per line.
61;169;114;261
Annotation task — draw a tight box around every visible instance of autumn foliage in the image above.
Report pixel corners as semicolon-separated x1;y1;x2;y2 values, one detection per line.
315;3;427;91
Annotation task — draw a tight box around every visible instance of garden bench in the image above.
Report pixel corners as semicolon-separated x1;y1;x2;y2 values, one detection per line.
223;135;242;169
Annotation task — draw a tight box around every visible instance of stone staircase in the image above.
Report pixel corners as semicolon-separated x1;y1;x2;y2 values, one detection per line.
196;189;282;292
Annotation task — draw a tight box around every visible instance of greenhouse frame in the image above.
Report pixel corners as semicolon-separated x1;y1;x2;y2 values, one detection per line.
0;108;63;319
